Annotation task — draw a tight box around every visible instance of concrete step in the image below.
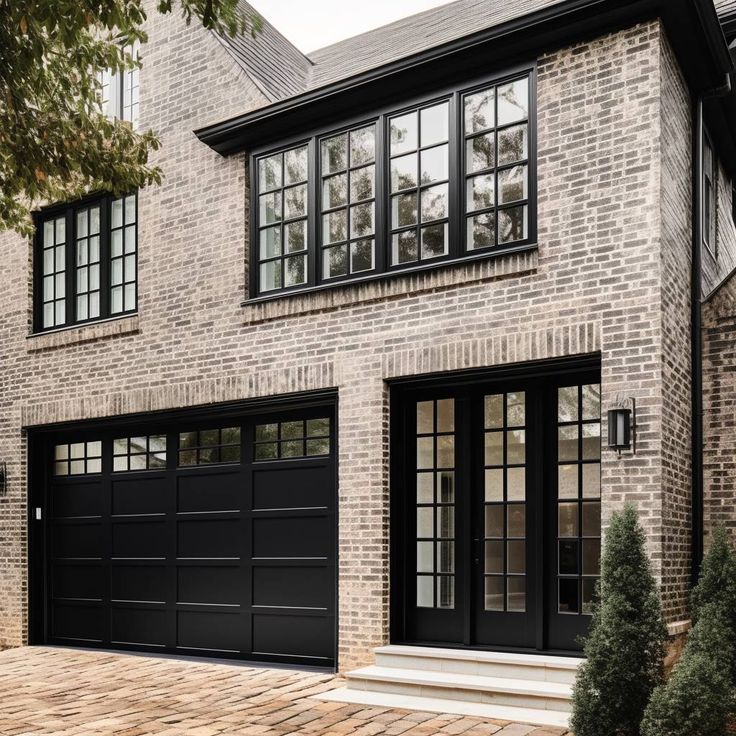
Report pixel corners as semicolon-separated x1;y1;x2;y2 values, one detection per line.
346;664;574;712
315;687;572;729
374;644;582;685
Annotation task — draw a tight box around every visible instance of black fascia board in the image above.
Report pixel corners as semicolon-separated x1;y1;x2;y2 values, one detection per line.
195;0;736;167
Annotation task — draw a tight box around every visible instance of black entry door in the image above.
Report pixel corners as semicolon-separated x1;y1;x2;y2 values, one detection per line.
393;362;601;653
35;403;337;668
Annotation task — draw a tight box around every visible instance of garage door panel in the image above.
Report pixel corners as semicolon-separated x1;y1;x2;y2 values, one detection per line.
177;610;244;652
177;472;241;513
177;519;240;558
252;465;332;510
43;404;336;667
52;563;104;600
52;481;103;518
52;563;105;600
112;521;166;558
112;476;167;516
252;565;330;609
253;515;331;559
111;564;167;602
53;522;103;559
52;602;105;642
111;607;167;647
177;565;242;605
253;613;334;659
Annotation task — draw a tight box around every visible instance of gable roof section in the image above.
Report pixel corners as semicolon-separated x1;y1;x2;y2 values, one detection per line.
200;0;736;166
218;0;567;100
217;0;312;102
219;0;736;103
306;0;566;89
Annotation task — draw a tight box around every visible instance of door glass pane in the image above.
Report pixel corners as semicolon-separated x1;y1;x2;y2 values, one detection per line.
483;390;527;612
507;577;526;612
485;469;503;502
437;576;454;609
437;541;454;573
414;398;455;610
556;384;601;616
485;541;503;574
417;576;433;607
417;542;433;573
507;467;525;501
417;472;433;503
438;471;455;503
485;576;504;611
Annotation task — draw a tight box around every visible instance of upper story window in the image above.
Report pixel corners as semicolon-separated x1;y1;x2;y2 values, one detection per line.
35;193;138;331
250;68;536;297
100;41;140;128
703;131;717;259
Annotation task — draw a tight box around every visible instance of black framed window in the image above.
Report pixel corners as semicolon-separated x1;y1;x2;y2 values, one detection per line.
257;144;310;292
463;77;530;250
100;41;140;128
34;193;138;331
321;124;377;279
389;101;450;266
703;131;717;259
250;66;536;298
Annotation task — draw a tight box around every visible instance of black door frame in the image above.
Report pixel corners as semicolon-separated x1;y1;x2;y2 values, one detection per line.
27;389;339;670
389;354;601;655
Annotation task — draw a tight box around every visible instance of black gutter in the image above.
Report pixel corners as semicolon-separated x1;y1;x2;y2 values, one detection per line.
691;74;733;584
692;96;705;585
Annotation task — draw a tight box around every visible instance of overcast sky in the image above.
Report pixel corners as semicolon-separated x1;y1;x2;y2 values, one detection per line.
248;0;452;53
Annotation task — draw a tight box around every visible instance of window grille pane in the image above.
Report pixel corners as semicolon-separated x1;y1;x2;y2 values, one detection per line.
257;144;310;293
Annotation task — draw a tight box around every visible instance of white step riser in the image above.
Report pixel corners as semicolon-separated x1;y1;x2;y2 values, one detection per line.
349;678;572;713
314;687;572;729
374;652;578;685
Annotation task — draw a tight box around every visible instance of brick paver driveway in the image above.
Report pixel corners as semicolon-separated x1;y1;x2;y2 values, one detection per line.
0;647;570;736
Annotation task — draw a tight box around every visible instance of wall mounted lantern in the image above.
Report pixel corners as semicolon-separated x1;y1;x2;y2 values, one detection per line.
607;398;637;455
0;461;7;495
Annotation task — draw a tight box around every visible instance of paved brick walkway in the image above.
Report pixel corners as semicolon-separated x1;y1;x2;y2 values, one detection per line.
0;647;571;736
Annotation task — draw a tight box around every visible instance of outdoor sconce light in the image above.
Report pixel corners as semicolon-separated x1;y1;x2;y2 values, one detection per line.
607;399;637;455
0;462;7;495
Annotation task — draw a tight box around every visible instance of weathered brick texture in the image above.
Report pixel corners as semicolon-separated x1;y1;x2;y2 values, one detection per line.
0;12;698;668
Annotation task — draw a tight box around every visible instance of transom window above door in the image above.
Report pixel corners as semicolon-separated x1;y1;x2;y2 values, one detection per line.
34;193;138;331
251;67;535;297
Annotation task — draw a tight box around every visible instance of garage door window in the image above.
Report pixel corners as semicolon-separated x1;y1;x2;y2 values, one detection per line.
113;435;167;471
54;441;102;476
254;417;330;460
178;427;241;466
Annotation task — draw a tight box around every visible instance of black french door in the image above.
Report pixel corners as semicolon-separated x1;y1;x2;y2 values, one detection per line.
391;361;601;653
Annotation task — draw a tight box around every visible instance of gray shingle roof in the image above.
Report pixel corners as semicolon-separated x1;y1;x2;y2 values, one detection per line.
218;0;566;101
307;0;566;89
715;0;736;17
217;0;313;102
218;0;734;103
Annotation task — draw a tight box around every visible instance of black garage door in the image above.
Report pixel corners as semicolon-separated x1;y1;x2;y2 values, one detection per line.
33;403;337;668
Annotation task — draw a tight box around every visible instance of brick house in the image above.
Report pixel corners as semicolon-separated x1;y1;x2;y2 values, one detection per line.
2;0;736;726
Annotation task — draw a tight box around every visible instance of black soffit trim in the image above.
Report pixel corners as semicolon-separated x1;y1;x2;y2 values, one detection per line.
195;0;733;156
386;353;602;391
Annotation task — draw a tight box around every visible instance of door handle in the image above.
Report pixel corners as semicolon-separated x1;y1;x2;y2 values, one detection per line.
34;507;42;521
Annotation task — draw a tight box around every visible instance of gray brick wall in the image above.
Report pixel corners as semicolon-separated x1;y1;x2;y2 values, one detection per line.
0;14;698;667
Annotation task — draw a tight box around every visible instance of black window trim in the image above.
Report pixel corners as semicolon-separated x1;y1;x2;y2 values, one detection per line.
247;61;538;302
703;126;718;261
33;191;138;333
